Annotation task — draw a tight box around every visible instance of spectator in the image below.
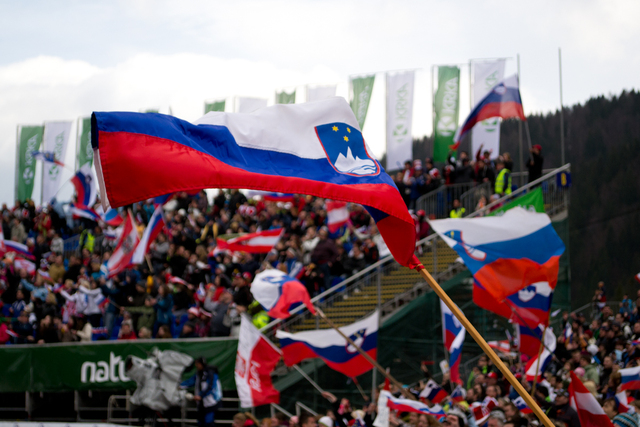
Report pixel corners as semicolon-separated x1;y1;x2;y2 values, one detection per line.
526;145;544;183
494;160;512;196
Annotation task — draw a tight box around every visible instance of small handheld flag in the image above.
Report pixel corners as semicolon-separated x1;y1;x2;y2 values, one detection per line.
251;269;315;319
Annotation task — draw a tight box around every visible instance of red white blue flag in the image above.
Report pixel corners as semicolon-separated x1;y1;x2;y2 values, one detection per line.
419;379;448;404
451;385;466;403
276;311;378;378
251;269;315;319
430;208;565;303
516;323;545;358
524;327;556;381
619;366;640;391
131;204;165;265
213;229;283;255
452;75;525;149
71;164;97;208
70;203;101;222
91;98;419;268
440;300;465;384
383;391;445;416
32;150;65;167
509;388;532;415
0;228;35;260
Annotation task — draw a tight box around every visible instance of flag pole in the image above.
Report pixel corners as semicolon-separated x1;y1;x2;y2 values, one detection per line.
315;307;416;400
292;364;326;395
414;264;554;427
530;324;548;397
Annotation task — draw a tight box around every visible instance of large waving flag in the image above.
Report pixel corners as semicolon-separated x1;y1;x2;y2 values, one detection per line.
235;316;281;408
71;164;97;208
213;229;283;255
91;98;419;268
251;269;316;319
106;211;139;277
451;75;525;149
441;300;465;384
569;371;614;427
383;391;445;416
524;327;556;381
619;366;640;391
430;208;565;302
131;205;165;265
276;311;378;377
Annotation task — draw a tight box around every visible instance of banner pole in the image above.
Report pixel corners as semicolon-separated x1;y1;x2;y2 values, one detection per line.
315;307;415;400
414;264;554;427
15;125;20;202
530;325;547;397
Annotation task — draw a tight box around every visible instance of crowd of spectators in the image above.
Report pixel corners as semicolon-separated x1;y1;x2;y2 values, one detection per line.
0;189;413;344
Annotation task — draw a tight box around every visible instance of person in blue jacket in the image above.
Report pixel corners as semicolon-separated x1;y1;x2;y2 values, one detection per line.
180;357;222;427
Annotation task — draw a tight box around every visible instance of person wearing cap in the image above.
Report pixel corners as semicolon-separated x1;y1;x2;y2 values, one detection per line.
526;144;544;183
612;412;640;427
442;408;466;427
547;389;579;427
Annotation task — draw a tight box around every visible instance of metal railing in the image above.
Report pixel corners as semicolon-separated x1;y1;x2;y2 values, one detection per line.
415;183;478;219
63;234;110;259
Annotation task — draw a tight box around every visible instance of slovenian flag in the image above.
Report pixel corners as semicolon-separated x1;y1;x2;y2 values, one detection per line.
251;269;315;319
441;300;465;384
326;200;350;233
131;204;165;265
419;379;448;404
0;237;35;261
90;98;419;268
70;203;101;222
276;311;378;378
569;371;615;427
213;228;283;255
619;366;640;391
71;164;97;208
451;75;526;149
384;391;445;416
430;207;565;303
516;323;545;358
32;150;65;167
509;388;532;414
451;385;466;403
524;327;556;381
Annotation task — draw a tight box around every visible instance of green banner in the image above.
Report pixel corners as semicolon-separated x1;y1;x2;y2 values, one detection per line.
16;125;44;202
350;75;375;129
488;187;544;216
276;90;296;104
433;66;460;163
0;338;238;392
205;100;226;114
77;117;93;169
144;109;159;114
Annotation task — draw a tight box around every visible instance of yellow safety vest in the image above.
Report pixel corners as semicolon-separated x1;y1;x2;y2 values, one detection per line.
495;168;512;195
450;207;466;218
252;311;270;329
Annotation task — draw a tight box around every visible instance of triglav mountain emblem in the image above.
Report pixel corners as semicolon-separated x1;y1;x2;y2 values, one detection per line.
315;122;380;176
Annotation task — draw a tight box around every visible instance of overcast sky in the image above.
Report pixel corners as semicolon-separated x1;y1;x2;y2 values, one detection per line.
1;0;638;205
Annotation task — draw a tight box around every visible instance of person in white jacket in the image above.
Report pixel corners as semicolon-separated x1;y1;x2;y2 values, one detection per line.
60;279;104;327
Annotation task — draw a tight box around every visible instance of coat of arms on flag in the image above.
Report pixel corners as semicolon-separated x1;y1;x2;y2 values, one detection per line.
316;123;379;176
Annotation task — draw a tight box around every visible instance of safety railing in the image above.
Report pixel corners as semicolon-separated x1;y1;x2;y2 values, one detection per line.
295;401;318;417
415;183;478;219
459;181;492;217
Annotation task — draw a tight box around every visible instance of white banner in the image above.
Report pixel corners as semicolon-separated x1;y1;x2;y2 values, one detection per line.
306;85;337;102
471;59;505;157
236;97;268;113
385;71;415;171
42;121;72;203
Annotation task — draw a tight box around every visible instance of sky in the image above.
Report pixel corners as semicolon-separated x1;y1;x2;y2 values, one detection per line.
1;0;638;205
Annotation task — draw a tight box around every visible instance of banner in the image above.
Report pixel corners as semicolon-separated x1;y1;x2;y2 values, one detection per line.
385;71;415;171
15;125;44;201
306;85;336;102
350;75;375;129
76;117;93;169
236;97;268;113
471;59;505;156
0;338;238;392
275;90;296;104
205;100;226;114
42;121;72;203
488;187;544;216
433;66;460;163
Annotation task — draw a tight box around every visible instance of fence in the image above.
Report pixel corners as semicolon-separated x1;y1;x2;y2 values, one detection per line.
63;234;110;260
415;182;490;219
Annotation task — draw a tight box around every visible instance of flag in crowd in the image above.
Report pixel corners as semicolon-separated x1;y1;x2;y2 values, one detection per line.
614;391;632;414
326;200;350;233
384;391;445;416
440;300;465;384
488;340;512;354
276;311;378;378
105;211;139;277
250;269;315;319
31;150;65;167
213;229;283;255
516;324;545;358
430;207;565;302
131;204;165;265
96;206;124;227
70;164;97;208
524;327;556;381
451;385;466;403
619;366;640;391
0;238;35;261
14;258;35;275
569;371;615;427
419;379;448;404
509;388;532;415
69;203;101;222
89;98;419;268
471;397;498;426
469;59;506;156
235;316;281;408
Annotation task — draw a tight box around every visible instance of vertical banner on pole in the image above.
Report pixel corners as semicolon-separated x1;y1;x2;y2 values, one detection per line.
306;85;337;103
275;90;296;104
41;121;72;204
432;66;461;163
349;75;375;129
204;100;226;114
76;117;93;169
16;125;44;202
385;71;415;171
471;59;506;156
236;97;268;113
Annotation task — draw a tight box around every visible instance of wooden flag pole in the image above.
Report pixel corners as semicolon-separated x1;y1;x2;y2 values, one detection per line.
531;325;548;398
315;307;416;400
414;265;554;427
